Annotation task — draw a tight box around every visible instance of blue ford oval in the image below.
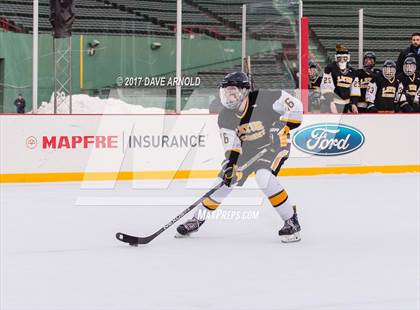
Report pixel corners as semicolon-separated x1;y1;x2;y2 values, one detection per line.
292;123;365;156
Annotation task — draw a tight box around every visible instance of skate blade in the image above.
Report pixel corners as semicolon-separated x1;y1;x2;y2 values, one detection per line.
280;232;301;243
174;232;191;238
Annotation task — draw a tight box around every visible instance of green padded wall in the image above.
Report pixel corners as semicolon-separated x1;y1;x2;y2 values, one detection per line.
0;31;280;112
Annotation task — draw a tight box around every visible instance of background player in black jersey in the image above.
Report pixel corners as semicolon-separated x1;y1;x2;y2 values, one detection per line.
320;44;360;114
309;60;322;112
366;60;401;113
356;51;381;113
397;57;419;112
176;72;303;243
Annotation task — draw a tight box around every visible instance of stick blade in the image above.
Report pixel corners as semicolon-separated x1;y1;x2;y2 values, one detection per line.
116;232;154;246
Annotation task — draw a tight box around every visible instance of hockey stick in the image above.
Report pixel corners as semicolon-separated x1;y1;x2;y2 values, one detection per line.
115;148;268;246
243;55;255;91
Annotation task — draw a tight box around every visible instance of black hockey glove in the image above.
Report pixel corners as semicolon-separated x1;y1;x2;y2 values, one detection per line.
399;102;414;113
221;159;243;187
367;104;378;113
413;102;420;113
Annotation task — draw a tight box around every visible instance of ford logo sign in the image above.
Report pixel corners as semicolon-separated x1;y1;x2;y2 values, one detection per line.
292;123;365;156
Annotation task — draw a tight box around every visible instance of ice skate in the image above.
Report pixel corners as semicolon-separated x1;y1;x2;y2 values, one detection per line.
279;206;301;243
175;217;205;238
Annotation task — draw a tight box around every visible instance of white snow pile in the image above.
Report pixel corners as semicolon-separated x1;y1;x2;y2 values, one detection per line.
35;94;209;114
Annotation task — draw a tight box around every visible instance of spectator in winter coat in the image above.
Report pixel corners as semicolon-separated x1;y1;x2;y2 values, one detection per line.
14;94;26;114
396;32;420;75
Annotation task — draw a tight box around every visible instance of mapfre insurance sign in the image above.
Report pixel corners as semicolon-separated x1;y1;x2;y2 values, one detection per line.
1;114;219;175
0;114;419;178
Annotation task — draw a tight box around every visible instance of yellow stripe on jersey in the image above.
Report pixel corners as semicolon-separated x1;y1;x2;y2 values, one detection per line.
281;118;302;124
270;149;290;172
269;190;288;207
271;157;281;172
235;100;249;119
225;148;242;154
278;126;290;147
202;197;220;210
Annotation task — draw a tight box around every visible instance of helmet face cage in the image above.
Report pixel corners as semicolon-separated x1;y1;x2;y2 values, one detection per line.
382;66;396;80
335;54;350;70
219;86;249;110
403;58;417;76
363;52;376;70
309;67;318;80
363;57;375;70
403;63;416;76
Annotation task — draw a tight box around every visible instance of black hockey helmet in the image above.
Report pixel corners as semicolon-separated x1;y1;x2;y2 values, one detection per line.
219;72;250;110
309;60;317;68
363;51;376;62
403;57;417;76
219;71;251;89
383;60;396;68
309;60;318;80
363;51;376;69
382;60;396;80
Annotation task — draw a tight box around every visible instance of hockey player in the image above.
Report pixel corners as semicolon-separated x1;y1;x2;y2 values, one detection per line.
309;60;322;112
176;72;303;243
397;57;420;112
356;51;381;113
320;44;360;114
366;60;402;113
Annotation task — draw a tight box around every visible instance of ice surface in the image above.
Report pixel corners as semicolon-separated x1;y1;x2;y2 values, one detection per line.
1;173;419;309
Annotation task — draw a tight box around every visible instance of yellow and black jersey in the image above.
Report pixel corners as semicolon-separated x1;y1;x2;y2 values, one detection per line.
366;74;401;112
356;68;381;108
309;75;322;91
218;90;302;163
398;73;420;105
321;63;360;105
